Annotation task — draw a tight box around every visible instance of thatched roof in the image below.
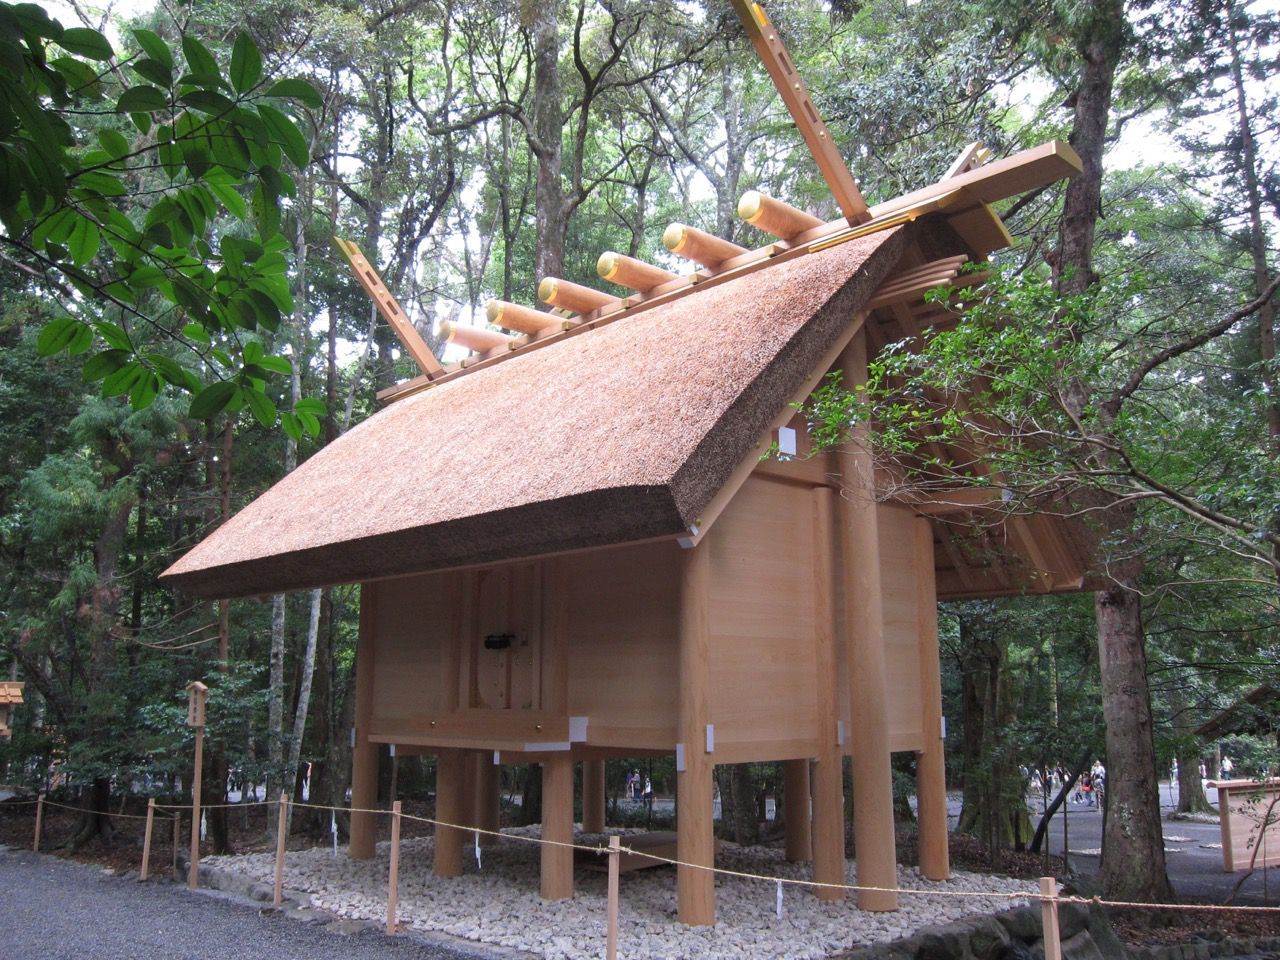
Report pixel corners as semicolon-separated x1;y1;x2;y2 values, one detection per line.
162;226;910;598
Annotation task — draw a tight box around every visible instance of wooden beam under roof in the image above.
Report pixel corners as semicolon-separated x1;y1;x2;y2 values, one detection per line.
730;0;870;224
335;238;445;380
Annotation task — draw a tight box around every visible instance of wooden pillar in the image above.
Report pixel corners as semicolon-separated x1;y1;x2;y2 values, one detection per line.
783;760;812;862
349;582;379;860
811;486;846;900
433;748;465;878
540;753;575;900
676;541;715;926
582;759;606;834
472;752;500;847
914;516;950;880
837;331;899;912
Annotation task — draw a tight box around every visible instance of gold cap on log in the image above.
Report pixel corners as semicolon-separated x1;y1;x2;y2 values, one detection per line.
596;251;678;292
538;277;616;314
662;223;748;269
737;190;824;241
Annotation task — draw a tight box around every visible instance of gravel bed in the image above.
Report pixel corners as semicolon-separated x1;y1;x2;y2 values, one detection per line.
208;828;1033;960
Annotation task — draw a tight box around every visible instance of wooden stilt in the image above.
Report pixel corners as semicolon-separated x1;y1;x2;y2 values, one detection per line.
433;748;465;878
783;760;812;862
273;792;289;908
1040;877;1062;960
540;753;575;900
606;834;621;960
349;583;379;860
33;791;44;852
914;517;950;880
837;330;899;912
387;800;402;935
582;759;606;834
189;724;204;889
677;542;715;926
811;487;846;900
140;797;156;880
461;748;478;829
472;752;500;847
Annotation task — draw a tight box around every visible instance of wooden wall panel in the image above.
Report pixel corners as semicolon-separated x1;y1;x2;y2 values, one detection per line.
707;476;818;747
877;505;924;751
563;541;681;739
371;571;452;726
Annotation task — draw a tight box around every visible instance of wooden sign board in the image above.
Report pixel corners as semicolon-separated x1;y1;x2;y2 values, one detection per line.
1209;778;1280;871
186;680;208;728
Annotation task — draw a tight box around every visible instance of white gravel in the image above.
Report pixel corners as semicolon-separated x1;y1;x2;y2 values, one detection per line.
208;828;1034;960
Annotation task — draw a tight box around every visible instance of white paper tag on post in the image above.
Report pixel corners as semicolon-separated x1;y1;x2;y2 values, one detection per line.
475;830;482;870
776;879;784;919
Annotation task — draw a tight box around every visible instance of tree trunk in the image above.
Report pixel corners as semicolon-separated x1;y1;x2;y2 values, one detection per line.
284;589;321;834
730;764;759;845
1169;683;1215;815
530;0;565;287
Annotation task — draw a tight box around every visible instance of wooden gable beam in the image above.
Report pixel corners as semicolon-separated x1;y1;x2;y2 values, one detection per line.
335;238;445;380
731;0;870;224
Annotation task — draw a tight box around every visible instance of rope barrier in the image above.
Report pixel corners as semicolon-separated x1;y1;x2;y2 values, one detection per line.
15;792;1280;915
36;797;155;820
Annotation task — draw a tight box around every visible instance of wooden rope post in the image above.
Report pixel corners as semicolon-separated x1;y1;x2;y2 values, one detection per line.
188;722;204;889
387;800;403;935
140;798;156;880
33;792;44;852
1039;877;1062;960
606;835;621;960
171;811;180;874
273;793;289;908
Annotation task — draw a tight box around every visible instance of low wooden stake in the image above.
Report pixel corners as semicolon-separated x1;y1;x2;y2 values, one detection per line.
387;799;403;935
140;798;156;880
33;792;44;852
172;812;180;874
273;793;289;908
606;835;621;960
1039;876;1062;960
189;722;204;890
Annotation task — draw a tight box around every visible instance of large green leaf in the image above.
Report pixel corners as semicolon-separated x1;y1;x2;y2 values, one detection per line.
179;89;235;115
229;33;262;93
264;78;322;109
189;380;237;418
257;103;309;168
116;85;167;113
181;35;218;79
67;213;100;266
132;28;172;69
58;27;113;61
36;316;89;356
244;385;276;428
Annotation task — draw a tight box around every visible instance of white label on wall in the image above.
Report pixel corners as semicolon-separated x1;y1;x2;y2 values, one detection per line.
675;742;686;772
777;425;797;457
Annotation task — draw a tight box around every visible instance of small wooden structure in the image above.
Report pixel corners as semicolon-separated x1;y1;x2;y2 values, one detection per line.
0;682;23;739
162;2;1092;928
1207;779;1280;872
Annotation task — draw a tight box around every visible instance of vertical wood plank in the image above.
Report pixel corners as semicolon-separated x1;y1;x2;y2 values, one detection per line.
914;517;950;880
349;582;380;860
583;759;607;834
783;759;812;862
837;330;899;912
387;800;403;935
434;748;465;878
677;542;715;926
141;797;156;881
1039;877;1062;960
606;834;621;960
189;724;204;889
33;791;44;852
811;487;846;900
273;793;289;908
540;753;575;900
472;752;500;847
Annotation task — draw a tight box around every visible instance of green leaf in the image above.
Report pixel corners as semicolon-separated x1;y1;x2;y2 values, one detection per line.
295;396;325;416
205;176;246;220
129;370;161;409
94;320;131;351
181;35;219;79
58;27;113;61
179;89;235;115
257;103;309;168
129;264;166;287
67;214;100;266
181;323;211;344
102;360;145;397
297;411;320;436
281;411;302;442
245;386;276;428
229;33;262;93
132;29;172;69
131;57;172;87
189;380;237;418
50;56;101;94
117;85;167;113
97;128;129;159
264;78;322;109
37;316;88;356
83;349;129;381
255;355;291;375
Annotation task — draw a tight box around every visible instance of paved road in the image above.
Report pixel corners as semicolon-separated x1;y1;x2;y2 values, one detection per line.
0;847;492;960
